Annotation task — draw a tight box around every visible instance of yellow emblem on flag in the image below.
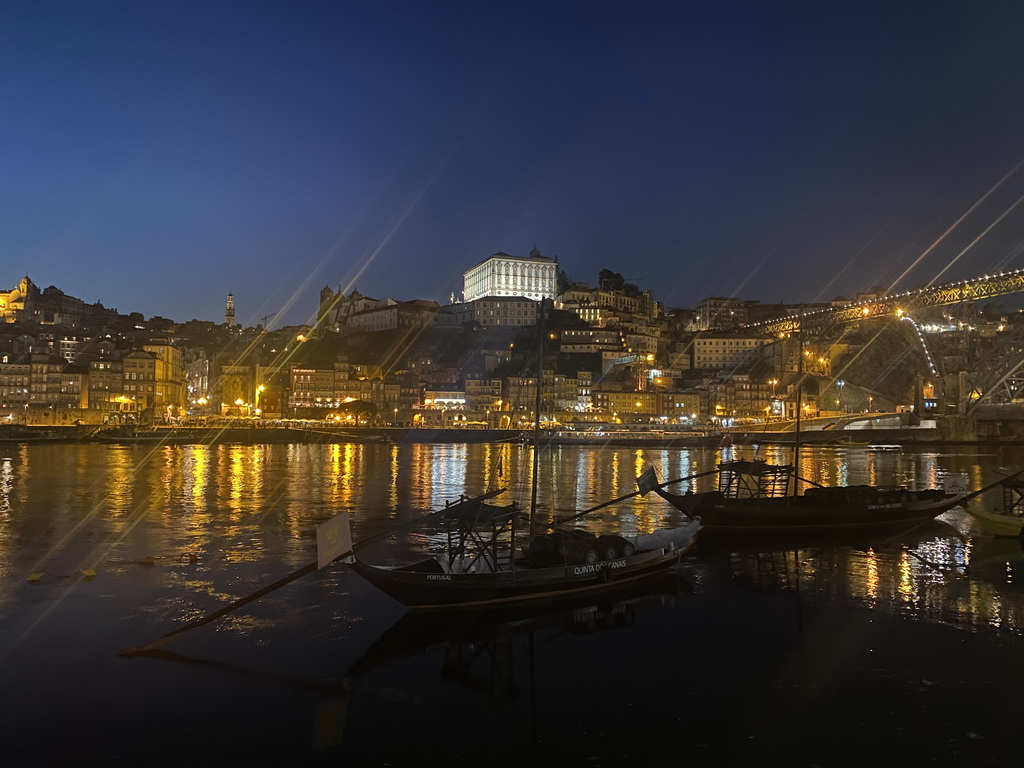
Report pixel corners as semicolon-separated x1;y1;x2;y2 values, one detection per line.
317;512;353;569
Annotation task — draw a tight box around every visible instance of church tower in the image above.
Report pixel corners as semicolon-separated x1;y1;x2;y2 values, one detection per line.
225;292;235;327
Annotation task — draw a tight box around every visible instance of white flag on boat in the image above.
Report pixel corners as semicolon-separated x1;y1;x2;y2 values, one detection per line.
637;466;660;496
942;474;968;497
317;512;353;569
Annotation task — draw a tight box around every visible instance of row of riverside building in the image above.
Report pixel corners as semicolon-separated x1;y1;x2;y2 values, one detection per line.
1;250;903;427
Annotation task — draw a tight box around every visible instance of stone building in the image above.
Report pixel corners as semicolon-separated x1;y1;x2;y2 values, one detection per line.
435;297;539;328
463;248;558;303
556;283;660;327
692;332;772;371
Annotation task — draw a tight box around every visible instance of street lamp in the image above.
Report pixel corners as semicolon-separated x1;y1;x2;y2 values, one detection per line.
837;379;845;413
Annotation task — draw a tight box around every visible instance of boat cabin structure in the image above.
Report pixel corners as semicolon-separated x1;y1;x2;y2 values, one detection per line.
717;460;793;499
443;497;521;574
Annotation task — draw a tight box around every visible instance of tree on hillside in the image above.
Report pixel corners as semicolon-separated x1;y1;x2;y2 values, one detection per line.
557;268;572;296
598;269;624;292
598;268;640;297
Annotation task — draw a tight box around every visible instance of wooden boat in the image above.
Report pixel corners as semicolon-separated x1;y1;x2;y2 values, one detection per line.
638;460;976;537
967;507;1024;537
348;491;700;612
964;478;1024;537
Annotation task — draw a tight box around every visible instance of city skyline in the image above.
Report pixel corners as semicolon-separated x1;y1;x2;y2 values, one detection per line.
4;2;1024;327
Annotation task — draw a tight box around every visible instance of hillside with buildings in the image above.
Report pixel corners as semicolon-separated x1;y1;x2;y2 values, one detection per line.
0;251;1013;429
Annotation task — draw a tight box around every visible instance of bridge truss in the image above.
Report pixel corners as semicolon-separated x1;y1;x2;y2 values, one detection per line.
743;269;1024;412
747;269;1024;335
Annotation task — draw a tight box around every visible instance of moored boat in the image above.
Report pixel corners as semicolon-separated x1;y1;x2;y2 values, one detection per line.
349;299;700;612
966;507;1024;537
964;477;1024;537
348;491;700;611
638;460;978;539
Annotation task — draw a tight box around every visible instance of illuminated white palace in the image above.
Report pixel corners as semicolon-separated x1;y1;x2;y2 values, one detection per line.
463;247;558;302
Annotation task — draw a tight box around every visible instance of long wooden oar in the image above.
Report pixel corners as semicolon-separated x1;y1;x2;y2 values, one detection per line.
118;562;321;657
953;467;1024;508
118;489;507;657
553;467;718;527
654;467;720;490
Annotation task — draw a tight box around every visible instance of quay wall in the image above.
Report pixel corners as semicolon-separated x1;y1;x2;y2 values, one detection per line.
6;419;1024;445
937;415;1024;443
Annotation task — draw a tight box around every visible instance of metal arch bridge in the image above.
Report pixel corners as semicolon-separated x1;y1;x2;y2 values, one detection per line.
741;268;1024;415
744;268;1024;335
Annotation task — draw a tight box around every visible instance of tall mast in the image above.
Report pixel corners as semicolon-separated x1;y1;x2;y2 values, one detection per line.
792;316;803;495
529;298;546;539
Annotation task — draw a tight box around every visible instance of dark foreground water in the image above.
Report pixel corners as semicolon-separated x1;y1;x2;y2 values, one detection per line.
2;441;1024;767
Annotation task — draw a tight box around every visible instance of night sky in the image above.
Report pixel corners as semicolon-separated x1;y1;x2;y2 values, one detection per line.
3;1;1024;327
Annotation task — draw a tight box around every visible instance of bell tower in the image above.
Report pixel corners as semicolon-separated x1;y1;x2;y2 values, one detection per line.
225;292;235;327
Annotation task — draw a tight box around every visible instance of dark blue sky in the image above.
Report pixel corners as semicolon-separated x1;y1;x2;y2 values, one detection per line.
3;1;1024;326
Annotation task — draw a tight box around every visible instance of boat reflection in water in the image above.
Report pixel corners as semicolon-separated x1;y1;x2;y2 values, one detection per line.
347;571;689;678
334;517;1024;766
336;573;690;763
686;512;1024;638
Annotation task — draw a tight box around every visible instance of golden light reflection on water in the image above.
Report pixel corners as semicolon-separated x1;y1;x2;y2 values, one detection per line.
7;442;1024;637
387;444;401;511
227;448;245;510
0;455;13;581
106;447;136;517
327;442;356;509
898;550;915;601
865;549;880;602
0;455;13;517
183;446;210;512
724;527;1024;638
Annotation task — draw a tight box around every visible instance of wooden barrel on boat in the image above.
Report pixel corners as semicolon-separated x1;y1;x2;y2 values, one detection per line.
595;534;633;560
564;540;599;566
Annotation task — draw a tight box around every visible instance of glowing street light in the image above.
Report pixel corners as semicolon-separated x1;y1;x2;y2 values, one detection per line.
254;384;265;418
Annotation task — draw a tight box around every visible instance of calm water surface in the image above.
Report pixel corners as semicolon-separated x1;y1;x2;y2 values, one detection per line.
2;441;1024;766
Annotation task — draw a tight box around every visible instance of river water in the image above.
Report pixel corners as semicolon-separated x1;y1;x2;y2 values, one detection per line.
2;441;1024;766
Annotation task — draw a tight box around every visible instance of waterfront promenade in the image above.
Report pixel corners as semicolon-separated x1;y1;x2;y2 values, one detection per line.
1;414;1022;445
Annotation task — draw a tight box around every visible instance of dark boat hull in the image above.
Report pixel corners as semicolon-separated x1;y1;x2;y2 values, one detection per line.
349;547;685;612
654;487;960;533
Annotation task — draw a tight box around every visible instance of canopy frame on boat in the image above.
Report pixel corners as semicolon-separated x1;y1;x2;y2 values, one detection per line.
1001;478;1024;518
717;460;793;500
443;499;522;574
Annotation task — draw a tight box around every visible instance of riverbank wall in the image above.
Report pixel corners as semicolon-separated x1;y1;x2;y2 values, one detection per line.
5;418;1024;445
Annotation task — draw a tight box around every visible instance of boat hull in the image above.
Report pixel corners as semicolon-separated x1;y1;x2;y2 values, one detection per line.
654;487;960;533
350;543;689;612
965;507;1024;537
